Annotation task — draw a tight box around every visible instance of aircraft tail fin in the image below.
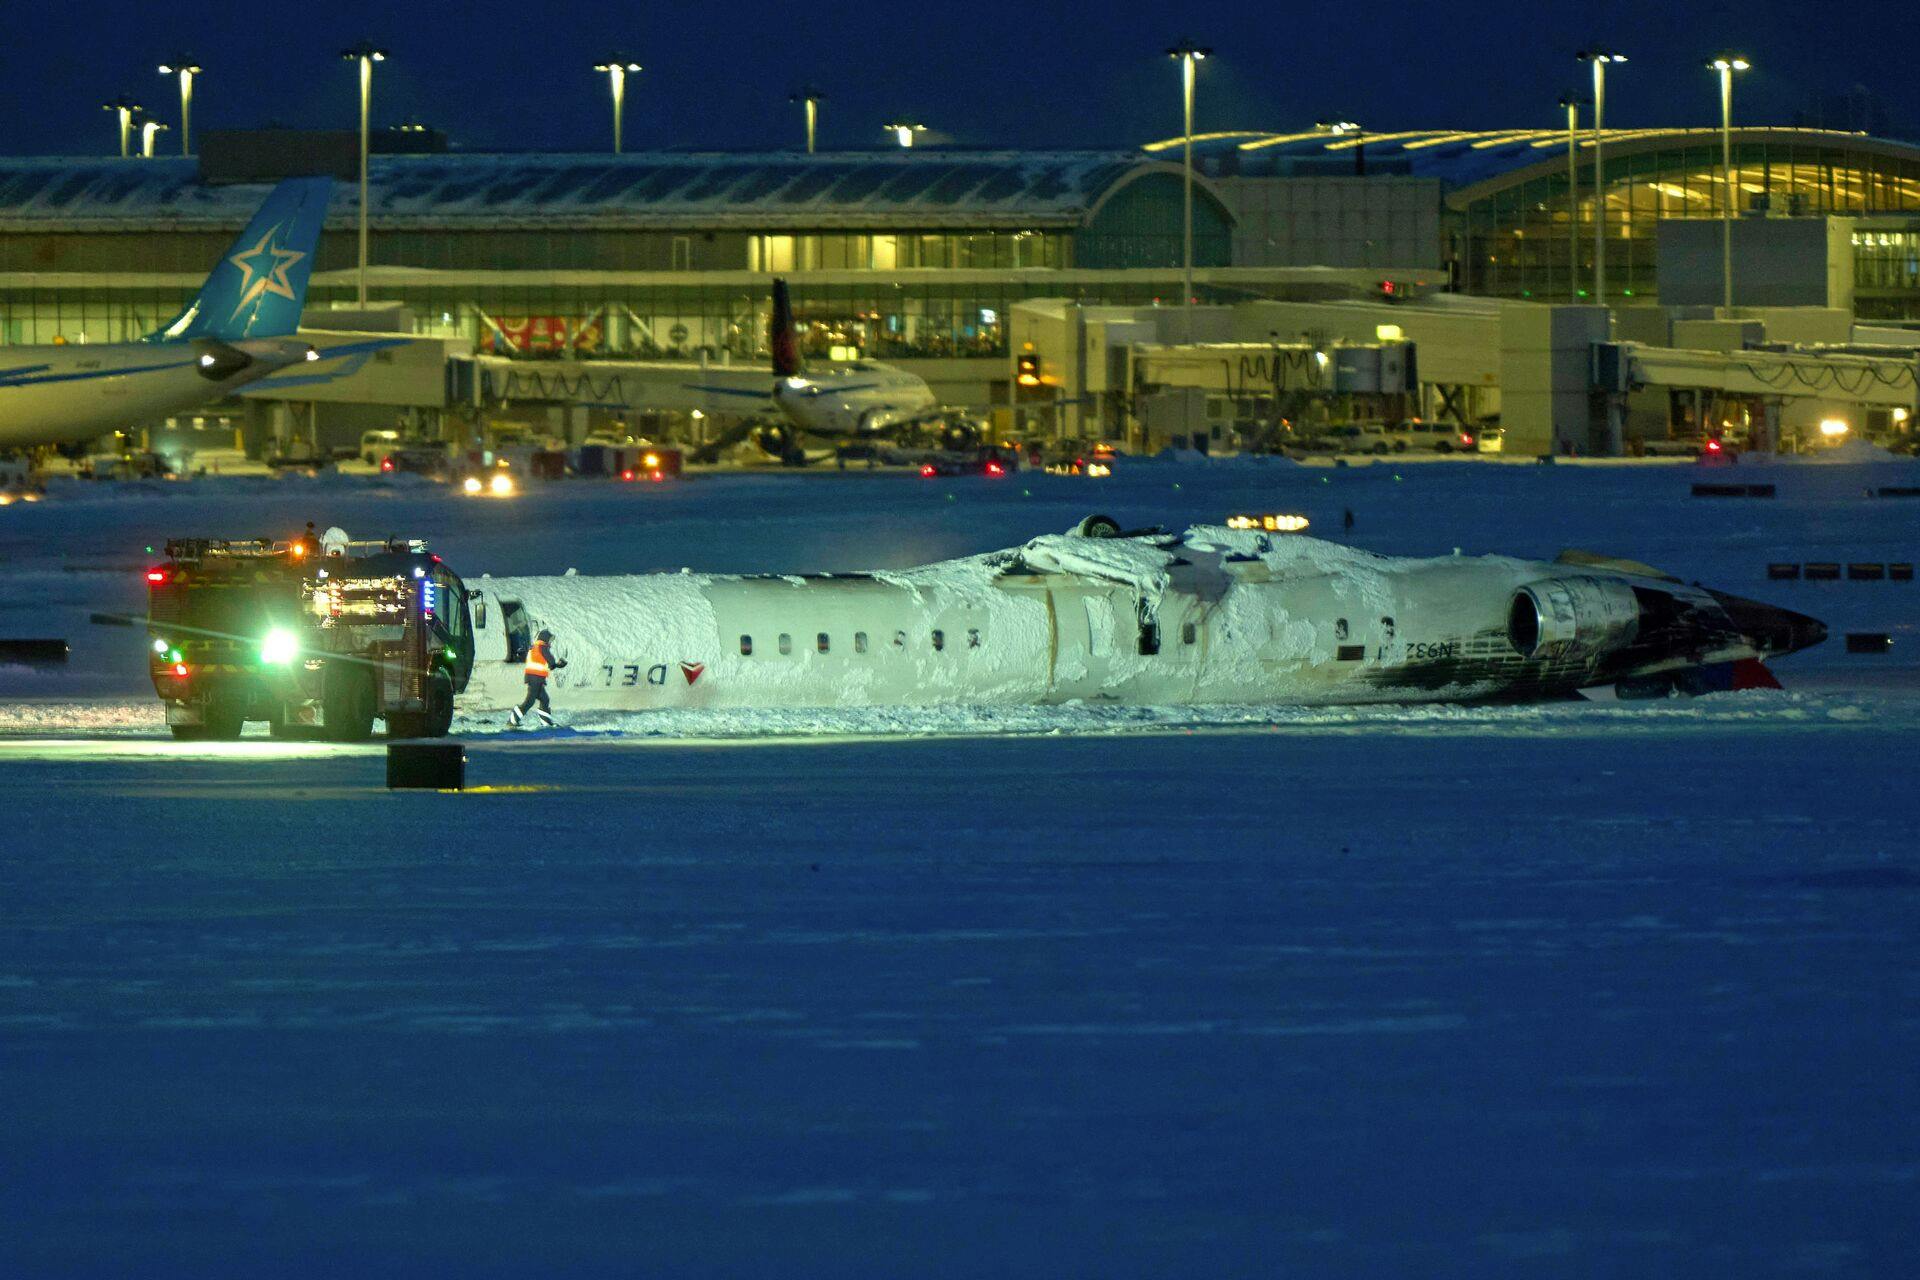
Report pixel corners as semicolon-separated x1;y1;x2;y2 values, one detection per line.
770;277;803;378
148;176;334;343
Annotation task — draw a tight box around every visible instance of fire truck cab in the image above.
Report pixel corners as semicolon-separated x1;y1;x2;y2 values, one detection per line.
146;531;474;741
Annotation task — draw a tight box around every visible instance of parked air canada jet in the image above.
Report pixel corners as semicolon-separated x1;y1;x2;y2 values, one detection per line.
686;278;978;464
459;517;1826;714
0;177;334;451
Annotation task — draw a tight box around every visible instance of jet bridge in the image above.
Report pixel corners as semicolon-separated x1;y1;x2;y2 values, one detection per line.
1593;341;1920;452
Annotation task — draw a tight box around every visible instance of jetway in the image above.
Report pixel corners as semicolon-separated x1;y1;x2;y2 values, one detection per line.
452;354;769;416
1602;343;1920;406
1593;341;1920;453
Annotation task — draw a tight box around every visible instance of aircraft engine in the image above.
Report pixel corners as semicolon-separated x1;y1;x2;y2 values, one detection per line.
756;422;798;459
192;340;253;382
1507;576;1641;661
940;419;981;452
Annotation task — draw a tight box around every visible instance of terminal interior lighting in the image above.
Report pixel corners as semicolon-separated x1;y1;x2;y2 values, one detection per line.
1818;418;1850;438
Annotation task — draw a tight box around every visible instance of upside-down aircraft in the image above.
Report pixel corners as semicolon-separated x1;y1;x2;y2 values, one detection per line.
458;517;1826;714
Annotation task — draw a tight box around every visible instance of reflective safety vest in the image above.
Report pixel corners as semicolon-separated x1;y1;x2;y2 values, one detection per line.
524;640;551;678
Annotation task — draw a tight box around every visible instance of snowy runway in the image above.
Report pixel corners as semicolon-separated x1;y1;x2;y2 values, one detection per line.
1;459;1916;1274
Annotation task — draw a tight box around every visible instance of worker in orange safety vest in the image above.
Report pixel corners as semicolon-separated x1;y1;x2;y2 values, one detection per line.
508;628;566;728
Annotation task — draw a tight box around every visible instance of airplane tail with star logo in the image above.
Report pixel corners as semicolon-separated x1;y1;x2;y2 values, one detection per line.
146;176;334;344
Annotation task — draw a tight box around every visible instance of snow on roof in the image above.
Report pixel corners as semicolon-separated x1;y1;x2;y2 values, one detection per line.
0;151;1158;232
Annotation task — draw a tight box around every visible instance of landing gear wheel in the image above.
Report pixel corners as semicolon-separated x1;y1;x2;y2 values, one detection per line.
1074;514;1124;539
322;666;376;742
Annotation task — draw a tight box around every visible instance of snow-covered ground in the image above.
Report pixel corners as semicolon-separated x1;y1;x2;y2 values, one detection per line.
0;457;1916;1275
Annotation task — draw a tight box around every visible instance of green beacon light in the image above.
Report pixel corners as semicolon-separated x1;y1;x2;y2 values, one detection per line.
260;628;299;666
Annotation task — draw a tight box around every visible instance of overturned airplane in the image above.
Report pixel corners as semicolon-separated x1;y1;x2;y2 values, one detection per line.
460;518;1826;714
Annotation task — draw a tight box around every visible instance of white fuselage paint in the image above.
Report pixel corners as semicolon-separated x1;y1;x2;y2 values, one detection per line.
457;527;1764;714
0;339;312;450
772;362;940;437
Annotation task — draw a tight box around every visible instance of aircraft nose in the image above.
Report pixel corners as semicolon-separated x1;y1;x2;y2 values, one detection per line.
1707;590;1828;656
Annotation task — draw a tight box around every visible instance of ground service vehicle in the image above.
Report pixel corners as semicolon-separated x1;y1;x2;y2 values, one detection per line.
146;533;475;741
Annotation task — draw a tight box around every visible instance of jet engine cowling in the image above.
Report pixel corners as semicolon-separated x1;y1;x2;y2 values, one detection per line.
1507;576;1641;661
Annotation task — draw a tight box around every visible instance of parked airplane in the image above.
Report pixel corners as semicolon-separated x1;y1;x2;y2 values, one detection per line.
0;177;333;451
686;278;978;464
459;517;1825;715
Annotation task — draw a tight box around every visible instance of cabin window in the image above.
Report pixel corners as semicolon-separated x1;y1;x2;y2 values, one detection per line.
817;632;830;653
1335;618;1349;641
931;629;945;651
1381;617;1396;641
854;631;868;654
893;630;907;648
740;635;753;656
1182;621;1197;645
778;633;792;656
967;628;981;649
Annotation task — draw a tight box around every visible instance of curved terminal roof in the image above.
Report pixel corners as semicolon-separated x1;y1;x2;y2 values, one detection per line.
0;151;1197;232
1144;127;1918;195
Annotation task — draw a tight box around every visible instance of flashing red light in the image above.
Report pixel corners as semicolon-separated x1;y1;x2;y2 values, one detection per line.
1706;438;1724;453
985;460;1006;477
171;663;188;678
380;456;395;473
620;469;636;482
650;470;664;482
1460;434;1475;446
1380;280;1398;296
920;464;937;478
145;568;167;585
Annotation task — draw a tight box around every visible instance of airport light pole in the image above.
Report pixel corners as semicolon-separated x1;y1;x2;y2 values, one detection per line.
883;120;927;148
140;120;169;158
103;96;142;158
1576;50;1625;305
1558;93;1582;302
340;42;387;307
157;57;200;155
594;57;643;153
1708;55;1750;312
1167;40;1210;340
791;87;824;154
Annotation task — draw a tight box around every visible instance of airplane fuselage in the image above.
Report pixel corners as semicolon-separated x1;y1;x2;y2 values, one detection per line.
0;338;313;450
458;526;1823;713
772;362;940;437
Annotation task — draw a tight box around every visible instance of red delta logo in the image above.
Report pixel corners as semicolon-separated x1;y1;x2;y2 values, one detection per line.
680;661;705;686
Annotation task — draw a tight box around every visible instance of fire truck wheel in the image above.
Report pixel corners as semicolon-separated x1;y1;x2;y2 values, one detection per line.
170;724;208;741
324;667;376;742
424;670;455;738
202;697;245;741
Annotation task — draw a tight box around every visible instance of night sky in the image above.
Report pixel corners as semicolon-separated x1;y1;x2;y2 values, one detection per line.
3;0;1908;157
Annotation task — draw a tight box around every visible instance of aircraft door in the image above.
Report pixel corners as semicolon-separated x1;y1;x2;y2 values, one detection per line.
500;599;531;663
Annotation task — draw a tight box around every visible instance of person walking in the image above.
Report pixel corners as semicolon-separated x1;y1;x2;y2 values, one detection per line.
508;628;566;728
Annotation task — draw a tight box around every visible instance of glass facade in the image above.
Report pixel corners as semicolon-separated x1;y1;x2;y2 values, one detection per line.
1454;139;1920;301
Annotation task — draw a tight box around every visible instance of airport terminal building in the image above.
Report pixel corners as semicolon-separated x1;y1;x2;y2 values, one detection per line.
4;126;1920;457
0;146;1262;361
1165;126;1920;316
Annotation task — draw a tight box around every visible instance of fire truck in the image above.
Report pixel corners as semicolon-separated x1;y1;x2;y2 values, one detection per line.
145;531;475;741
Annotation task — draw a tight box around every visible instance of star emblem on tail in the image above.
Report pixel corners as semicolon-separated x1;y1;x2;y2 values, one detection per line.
226;223;307;324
